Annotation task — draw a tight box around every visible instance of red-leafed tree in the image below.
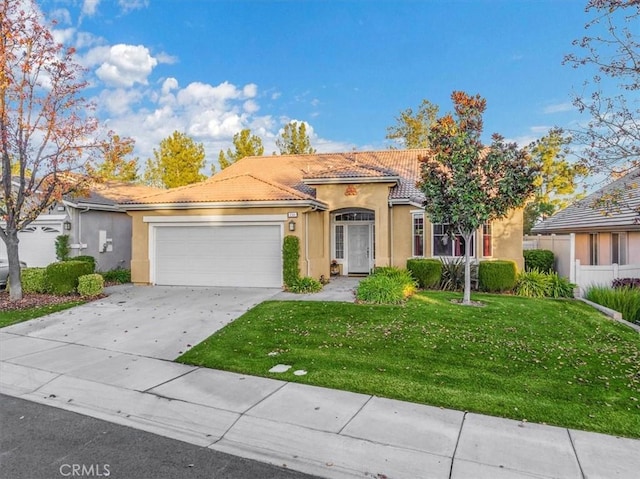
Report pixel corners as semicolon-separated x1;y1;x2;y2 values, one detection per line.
419;92;537;305
1;0;100;300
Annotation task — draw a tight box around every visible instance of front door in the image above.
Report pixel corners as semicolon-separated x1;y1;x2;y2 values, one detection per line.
348;224;370;274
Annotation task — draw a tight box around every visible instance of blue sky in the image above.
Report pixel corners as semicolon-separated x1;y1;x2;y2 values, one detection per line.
39;0;596;170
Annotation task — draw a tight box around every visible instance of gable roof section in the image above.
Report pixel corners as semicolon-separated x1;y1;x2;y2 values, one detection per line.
121;149;432;209
65;181;163;209
531;169;640;234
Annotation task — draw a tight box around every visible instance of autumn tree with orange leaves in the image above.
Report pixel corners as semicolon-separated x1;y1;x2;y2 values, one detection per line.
1;0;100;300
419;92;537;305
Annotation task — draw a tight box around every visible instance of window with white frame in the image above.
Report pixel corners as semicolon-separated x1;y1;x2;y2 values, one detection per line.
611;232;627;265
432;224;474;257
412;214;424;257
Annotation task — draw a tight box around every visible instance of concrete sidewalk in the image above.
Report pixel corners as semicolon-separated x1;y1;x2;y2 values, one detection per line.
1;285;639;479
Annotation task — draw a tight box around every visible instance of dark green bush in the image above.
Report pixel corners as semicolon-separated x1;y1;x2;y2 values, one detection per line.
21;268;47;294
523;249;554;273
44;260;94;295
282;235;300;288
288;276;323;294
478;260;517;292
77;274;104;297
55;235;70;261
101;268;131;284
407;259;442;289
70;255;96;272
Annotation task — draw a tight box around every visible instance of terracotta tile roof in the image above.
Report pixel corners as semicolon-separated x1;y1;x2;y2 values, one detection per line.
124;174;313;204
122;149;432;207
531;169;640;233
71;181;163;206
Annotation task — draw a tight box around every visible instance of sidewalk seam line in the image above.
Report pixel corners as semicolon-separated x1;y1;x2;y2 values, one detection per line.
567;429;587;479
449;411;466;479
141;365;200;393
337;394;373;435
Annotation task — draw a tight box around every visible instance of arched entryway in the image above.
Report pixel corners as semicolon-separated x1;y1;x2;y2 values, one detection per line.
331;208;375;275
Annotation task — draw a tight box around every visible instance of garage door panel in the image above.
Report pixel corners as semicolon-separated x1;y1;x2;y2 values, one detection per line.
154;224;282;288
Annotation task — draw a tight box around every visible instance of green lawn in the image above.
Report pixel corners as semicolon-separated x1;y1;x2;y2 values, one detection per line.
0;301;84;329
178;291;640;438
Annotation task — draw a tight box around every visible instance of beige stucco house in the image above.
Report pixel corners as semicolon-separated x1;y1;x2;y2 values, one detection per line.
121;150;525;288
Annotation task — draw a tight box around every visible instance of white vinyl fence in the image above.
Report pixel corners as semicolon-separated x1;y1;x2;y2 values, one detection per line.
523;233;640;295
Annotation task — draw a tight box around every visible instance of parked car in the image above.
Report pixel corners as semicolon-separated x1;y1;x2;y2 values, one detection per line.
0;259;27;289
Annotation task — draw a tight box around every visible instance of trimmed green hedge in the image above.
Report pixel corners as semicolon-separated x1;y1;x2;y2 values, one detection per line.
407;259;442;289
78;273;104;297
44;261;94;295
70;255;96;272
283;235;301;288
21;268;47;294
523;249;554;273
478;260;517;292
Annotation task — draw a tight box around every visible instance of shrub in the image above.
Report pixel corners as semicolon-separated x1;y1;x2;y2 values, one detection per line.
478;260;517;292
44;260;94;295
440;257;477;291
21;268;47;294
70;255;96;272
546;272;575;298
55;234;70;261
612;278;640;289
282;235;300;288
101;268;131;284
523;249;554;273
407;259;442;289
356;267;416;304
77;274;104;297
287;276;323;294
514;269;551;298
585;285;640;324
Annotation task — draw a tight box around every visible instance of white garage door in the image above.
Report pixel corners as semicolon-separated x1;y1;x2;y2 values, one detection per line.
153;224;282;287
0;223;60;267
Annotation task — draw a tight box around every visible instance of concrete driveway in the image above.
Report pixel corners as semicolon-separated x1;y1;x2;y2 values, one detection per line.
3;284;280;360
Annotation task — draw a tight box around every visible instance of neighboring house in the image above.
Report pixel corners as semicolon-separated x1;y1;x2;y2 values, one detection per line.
0;181;161;271
530;168;640;289
121;150;525;288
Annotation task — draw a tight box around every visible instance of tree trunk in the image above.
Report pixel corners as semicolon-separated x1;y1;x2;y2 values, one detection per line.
4;229;23;301
462;231;473;305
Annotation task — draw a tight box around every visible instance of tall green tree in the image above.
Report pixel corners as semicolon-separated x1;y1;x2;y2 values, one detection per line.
523;128;587;233
143;131;206;188
88;131;139;182
218;128;264;169
386;99;439;149
564;0;640;174
276;121;316;155
1;0;100;301
419;91;537;305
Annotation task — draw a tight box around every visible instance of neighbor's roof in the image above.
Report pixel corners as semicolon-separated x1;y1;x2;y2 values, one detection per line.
531;168;640;234
121;149;431;207
65;181;163;208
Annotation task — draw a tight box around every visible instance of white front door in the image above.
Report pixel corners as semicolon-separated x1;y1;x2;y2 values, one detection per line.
348;224;370;274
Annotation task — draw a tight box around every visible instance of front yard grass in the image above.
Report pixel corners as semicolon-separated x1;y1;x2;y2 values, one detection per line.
178;291;640;438
0;301;84;328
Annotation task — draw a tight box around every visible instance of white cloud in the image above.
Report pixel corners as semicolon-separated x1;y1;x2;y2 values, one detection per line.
82;0;100;17
543;102;575;114
243;100;259;114
243;83;258;98
119;0;149;12
94;44;158;87
52;27;76;46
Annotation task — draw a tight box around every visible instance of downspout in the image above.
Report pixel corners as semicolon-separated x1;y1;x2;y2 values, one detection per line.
389;202;394;267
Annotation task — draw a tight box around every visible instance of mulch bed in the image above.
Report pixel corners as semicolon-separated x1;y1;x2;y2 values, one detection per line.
0;290;104;312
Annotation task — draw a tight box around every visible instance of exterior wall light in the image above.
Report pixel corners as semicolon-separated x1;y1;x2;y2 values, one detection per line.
288;220;296;232
63;221;72;231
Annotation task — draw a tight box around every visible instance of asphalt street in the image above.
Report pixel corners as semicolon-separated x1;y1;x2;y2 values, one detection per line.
0;394;320;479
